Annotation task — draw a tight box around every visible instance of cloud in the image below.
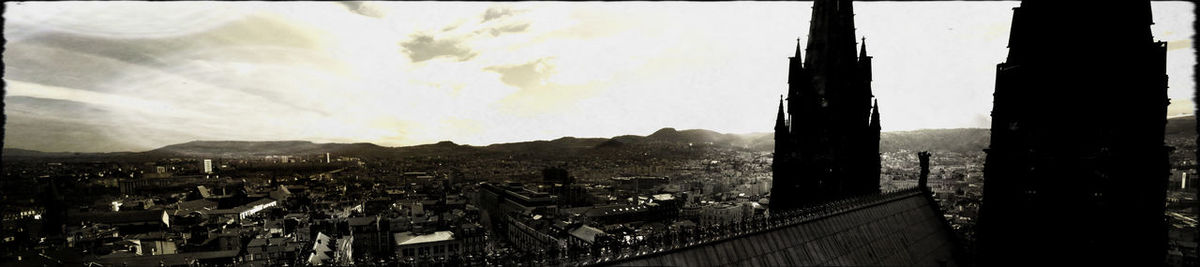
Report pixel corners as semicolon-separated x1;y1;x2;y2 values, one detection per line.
476;6;533;38
1167;39;1192;51
399;34;476;63
394;4;544;64
3;2;254;40
5;112;138;152
483;58;601;115
397;8;531;63
485;58;554;90
4;5;422;151
482;7;516;22
339;1;387;18
3;13;330;91
487;23;530;37
3;2;1193;152
6;96;110;121
3;95;208;152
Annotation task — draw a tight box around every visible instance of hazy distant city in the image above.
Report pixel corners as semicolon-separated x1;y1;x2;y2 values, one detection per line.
4;119;1197;265
3;1;1197;267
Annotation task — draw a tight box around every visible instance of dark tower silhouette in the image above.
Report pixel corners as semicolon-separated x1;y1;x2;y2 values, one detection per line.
918;151;931;191
772;0;880;212
977;1;1169;266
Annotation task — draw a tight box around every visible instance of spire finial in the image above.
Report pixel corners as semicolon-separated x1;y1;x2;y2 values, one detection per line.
775;95;787;130
859;37;868;58
795;37;804;58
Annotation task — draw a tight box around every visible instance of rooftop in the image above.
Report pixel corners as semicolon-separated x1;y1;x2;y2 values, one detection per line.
568;225;606;243
394;231;455;246
589;188;963;266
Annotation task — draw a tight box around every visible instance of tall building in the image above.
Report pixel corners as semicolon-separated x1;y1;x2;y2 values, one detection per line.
203;159;213;174
771;0;881;211
977;1;1169;266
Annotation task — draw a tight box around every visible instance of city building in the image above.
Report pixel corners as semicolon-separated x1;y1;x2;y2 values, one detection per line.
771;0;881;211
611;176;670;194
474;182;563;254
243;237;304;264
65;210;170;233
566;225;607;248
505;213;566;254
202;159;213;174
977;1;1170;266
347;216;391;259
393;231;459;260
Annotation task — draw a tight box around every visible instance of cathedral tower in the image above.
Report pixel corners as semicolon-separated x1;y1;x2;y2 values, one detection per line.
977;1;1169;265
772;0;880;212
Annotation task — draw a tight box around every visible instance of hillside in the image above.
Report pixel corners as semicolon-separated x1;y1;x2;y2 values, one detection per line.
6;115;1195;160
879;128;991;153
147;140;392;158
1165;115;1197;137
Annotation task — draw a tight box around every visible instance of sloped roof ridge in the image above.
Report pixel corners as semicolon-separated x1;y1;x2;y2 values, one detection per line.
574;186;926;266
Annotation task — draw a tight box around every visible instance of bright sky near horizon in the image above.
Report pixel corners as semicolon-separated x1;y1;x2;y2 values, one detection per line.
3;1;1195;152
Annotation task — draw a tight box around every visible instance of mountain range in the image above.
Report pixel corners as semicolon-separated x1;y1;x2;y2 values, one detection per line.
5;115;1195;160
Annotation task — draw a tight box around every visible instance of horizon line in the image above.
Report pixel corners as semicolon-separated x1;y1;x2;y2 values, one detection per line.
6;113;1194;154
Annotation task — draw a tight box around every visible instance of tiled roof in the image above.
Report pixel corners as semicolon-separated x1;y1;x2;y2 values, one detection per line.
569;225;607;243
394;231;455;246
67;210;167;226
94;249;238;266
579;188;962;266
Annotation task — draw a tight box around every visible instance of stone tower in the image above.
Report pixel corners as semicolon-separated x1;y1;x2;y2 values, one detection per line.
977;1;1170;265
772;0;881;211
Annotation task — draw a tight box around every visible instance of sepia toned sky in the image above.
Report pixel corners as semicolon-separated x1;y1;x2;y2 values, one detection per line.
3;1;1195;152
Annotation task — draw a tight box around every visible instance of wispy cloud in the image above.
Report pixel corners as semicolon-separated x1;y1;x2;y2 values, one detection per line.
339;1;387;18
482;7;517;22
486;58;554;89
400;34;477;63
2;2;1193;152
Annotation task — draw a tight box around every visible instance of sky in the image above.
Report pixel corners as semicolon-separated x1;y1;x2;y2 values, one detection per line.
3;1;1195;153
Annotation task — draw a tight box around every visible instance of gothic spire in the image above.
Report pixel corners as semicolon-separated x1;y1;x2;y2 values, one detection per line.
805;0;860;75
869;99;880;130
795;37;804;58
859;37;868;59
776;95;788;131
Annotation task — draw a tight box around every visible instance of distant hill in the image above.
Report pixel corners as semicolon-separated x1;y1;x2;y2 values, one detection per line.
2;148;67;157
642;127;771;150
879;128;991;153
6;115;1196;160
393;141;485;157
146;140;391;158
1;148;136;159
487;137;608;151
1165;115;1197;138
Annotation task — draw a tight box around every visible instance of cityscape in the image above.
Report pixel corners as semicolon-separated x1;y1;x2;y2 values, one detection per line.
2;1;1197;266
